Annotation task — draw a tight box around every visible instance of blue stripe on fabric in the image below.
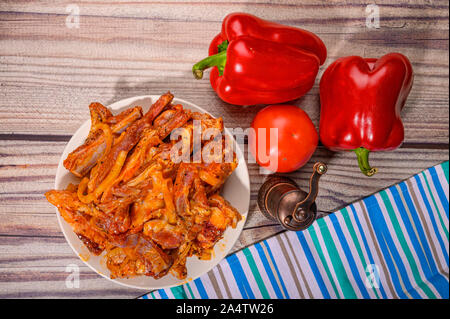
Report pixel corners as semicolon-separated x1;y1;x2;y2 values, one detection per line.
158;289;169;299
392;184;449;298
428;167;449;219
194;278;209;299
389;186;433;274
424;273;450;299
398;182;439;270
226;253;255;299
329;213;371;299
295;231;331;298
349;204;388;298
264;242;290;298
254;242;284;298
414;175;449;266
142;294;148;299
362;196;419;299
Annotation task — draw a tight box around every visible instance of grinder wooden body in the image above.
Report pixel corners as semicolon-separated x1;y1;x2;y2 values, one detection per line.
257;163;327;231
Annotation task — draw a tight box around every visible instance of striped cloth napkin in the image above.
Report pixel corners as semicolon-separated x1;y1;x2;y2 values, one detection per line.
142;161;449;299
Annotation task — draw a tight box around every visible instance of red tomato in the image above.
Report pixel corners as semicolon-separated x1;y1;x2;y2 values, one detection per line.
249;104;318;173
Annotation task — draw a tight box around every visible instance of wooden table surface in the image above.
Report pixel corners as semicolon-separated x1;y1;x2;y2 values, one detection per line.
0;0;448;298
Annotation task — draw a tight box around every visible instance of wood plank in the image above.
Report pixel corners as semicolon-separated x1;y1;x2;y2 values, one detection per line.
1;139;447;235
1;0;448;26
0;62;447;143
0;224;284;298
0;236;144;298
0;3;448;142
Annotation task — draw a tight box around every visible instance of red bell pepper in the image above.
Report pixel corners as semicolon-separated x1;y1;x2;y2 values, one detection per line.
192;13;327;105
319;53;413;176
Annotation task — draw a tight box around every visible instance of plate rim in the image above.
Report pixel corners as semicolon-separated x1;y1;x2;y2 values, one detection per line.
54;94;250;290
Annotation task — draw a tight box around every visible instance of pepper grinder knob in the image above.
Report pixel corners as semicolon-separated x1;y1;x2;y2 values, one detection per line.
257;162;327;231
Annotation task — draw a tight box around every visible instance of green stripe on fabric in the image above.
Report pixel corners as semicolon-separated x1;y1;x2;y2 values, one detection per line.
151;292;156;299
379;190;437;299
422;172;449;240
316;218;358;298
341;207;380;299
186;282;196;299
441;162;449;183
171;286;188;299
308;226;342;298
242;247;270;299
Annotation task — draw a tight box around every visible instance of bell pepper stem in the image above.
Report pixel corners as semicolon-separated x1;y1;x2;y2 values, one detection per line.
192;50;227;79
354;147;378;177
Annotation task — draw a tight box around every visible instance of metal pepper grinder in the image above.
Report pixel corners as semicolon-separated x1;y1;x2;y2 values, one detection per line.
257;162;327;231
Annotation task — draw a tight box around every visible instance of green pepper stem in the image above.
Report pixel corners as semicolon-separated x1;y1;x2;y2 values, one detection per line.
354;147;378;177
192;50;227;79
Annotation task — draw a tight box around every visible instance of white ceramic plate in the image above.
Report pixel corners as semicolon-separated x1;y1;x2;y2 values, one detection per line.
54;95;250;290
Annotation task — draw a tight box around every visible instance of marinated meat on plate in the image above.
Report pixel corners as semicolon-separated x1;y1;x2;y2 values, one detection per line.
45;92;241;280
